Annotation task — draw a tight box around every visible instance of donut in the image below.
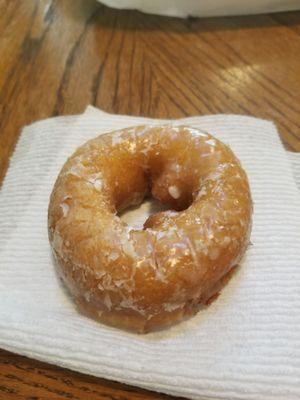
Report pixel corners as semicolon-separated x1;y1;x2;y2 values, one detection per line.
48;125;252;333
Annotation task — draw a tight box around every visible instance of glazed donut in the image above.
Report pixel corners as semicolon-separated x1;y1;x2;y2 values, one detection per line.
48;125;252;333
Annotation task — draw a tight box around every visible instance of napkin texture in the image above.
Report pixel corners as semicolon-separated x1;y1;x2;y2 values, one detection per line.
289;152;300;191
0;107;300;400
98;0;300;17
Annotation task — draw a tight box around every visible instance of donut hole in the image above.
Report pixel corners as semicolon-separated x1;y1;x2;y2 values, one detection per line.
151;180;194;212
117;177;194;230
111;139;197;229
114;162;194;230
118;197;170;230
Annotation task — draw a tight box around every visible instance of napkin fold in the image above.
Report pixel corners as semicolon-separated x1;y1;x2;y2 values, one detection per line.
0;107;300;400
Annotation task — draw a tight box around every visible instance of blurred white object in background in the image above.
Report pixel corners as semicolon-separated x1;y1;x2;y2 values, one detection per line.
98;0;300;17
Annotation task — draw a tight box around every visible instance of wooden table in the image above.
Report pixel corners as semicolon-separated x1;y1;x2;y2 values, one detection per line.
1;1;300;399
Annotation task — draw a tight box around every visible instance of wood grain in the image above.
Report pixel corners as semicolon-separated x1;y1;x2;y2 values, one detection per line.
1;0;300;398
0;349;178;400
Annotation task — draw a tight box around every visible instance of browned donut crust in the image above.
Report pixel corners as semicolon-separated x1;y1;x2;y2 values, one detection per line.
48;125;252;333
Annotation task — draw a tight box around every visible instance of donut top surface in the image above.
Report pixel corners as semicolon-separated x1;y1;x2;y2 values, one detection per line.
48;125;252;332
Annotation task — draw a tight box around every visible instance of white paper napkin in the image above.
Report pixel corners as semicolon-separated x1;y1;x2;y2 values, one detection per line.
0;107;300;400
98;0;300;18
289;152;300;192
